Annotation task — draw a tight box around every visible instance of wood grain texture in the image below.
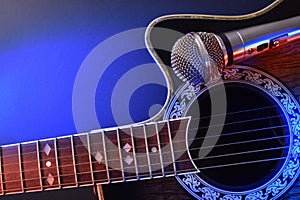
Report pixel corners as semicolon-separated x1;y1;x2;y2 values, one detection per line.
244;38;300;200
242;39;300;102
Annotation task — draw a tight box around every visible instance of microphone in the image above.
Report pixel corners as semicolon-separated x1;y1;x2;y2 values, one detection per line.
171;15;300;86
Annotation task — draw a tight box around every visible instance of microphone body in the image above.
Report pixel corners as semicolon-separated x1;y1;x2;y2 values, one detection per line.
222;15;300;65
171;15;300;86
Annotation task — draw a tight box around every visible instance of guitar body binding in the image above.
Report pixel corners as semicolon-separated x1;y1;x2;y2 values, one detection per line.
164;65;300;199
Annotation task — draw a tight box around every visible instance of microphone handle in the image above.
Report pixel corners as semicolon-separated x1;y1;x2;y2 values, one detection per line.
220;15;300;65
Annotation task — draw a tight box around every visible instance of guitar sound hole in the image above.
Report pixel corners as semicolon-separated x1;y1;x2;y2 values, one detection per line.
187;82;288;191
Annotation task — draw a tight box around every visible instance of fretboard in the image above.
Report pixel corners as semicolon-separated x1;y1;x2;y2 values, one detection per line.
0;116;196;195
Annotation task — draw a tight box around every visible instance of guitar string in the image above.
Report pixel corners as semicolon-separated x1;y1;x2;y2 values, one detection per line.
0;120;288;165
0;116;288;170
10;134;297;190
0;104;292;183
0;134;288;182
0;127;289;180
0;104;292;180
1;150;296;186
84;124;288;164
176;104;280;121
41;115;288;160
0;103;284;160
1;105;295;187
1;120;288;178
1;132;288;178
33;111;287;154
26;135;291;170
67;116;287;159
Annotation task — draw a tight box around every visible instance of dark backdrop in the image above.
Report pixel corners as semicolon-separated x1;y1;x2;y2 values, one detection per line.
0;0;287;199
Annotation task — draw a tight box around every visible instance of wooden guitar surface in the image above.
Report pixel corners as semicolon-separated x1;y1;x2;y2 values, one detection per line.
103;0;300;198
102;32;300;200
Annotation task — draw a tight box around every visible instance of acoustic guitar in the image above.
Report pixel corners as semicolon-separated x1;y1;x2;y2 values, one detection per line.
1;0;300;199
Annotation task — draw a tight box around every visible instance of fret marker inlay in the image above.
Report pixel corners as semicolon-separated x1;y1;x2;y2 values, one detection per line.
47;173;55;186
44;143;51;156
46;161;52;167
123;143;132;152
124;155;133;165
151;147;157;153
95;151;103;164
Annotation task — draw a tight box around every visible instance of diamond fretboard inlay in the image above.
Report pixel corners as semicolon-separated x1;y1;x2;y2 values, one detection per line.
44;143;51;156
124;155;133;165
95;151;103;164
123;143;132;152
47;173;55;186
0;117;191;195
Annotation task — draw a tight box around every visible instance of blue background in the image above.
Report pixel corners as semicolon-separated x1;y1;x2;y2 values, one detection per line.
0;0;275;144
0;0;280;199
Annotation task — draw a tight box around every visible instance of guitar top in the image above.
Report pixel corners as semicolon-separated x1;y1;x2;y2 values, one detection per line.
103;0;300;199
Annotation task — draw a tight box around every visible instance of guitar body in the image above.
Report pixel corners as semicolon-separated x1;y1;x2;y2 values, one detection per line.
103;0;300;199
0;1;299;200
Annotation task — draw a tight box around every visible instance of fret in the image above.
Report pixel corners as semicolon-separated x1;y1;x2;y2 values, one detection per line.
132;124;151;179
73;133;93;185
155;122;165;177
86;133;94;183
0;148;3;195
157;121;175;176
142;125;152;178
56;136;77;188
39;139;60;189
54;138;61;187
103;129;124;183
166;120;177;174
118;127;138;181
36;141;43;189
21;141;42;192
89;130;109;183
70;136;78;185
116;129;125;180
130;126;139;179
169;117;197;174
18;144;24;191
145;122;163;178
1;144;23;194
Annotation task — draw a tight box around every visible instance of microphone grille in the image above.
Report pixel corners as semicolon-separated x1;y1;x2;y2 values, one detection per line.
171;32;225;86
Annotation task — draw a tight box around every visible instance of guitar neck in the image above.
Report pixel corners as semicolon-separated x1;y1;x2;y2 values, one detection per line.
0;117;195;195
